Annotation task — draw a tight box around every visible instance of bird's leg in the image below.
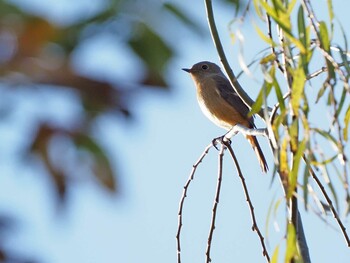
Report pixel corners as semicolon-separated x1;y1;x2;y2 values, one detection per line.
212;133;232;151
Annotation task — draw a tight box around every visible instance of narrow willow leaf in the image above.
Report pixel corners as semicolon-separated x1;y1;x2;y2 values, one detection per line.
303;158;310;211
312;128;338;148
285;223;297;263
336;88;347;117
250;66;275;115
288;139;306;199
280;138;289;176
260;0;290;31
260;53;277;65
271;245;280;263
315;83;327;103
336;45;350;79
253;23;276;46
260;0;306;53
327;0;334;23
271;0;287;13
343;105;350;141
311;154;338;166
253;0;266;20
291;66;306;117
289;118;299;153
319;21;335;80
297;6;309;74
286;0;298;15
319;21;330;51
274;76;286;112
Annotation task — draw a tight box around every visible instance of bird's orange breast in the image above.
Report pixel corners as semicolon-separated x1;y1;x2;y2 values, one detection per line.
195;77;250;130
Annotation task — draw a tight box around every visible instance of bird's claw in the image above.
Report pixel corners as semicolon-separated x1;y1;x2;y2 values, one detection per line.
212;136;231;150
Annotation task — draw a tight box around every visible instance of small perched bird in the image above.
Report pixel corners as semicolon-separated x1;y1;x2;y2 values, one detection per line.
183;61;268;172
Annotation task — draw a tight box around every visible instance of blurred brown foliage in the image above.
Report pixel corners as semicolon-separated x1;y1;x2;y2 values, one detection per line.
0;0;182;203
0;0;241;261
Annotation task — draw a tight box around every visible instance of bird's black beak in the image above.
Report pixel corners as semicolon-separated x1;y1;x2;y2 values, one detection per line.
182;68;191;73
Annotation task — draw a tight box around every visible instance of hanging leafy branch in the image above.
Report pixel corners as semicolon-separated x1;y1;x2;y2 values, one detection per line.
179;0;350;262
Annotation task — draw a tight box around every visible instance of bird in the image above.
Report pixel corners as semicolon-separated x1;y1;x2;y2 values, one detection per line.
183;61;268;172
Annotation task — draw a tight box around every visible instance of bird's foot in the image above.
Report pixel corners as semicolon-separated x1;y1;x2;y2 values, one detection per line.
212;135;231;150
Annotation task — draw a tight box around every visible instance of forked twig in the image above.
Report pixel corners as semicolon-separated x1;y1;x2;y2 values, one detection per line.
176;143;213;263
304;155;350;247
205;142;226;263
224;141;271;262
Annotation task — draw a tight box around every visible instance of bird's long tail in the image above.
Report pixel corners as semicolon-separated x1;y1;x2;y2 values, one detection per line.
247;135;268;173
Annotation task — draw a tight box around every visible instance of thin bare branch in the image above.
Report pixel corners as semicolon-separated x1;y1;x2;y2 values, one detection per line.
225;124;268;141
304;155;350;247
224;141;271;262
307;66;328;80
177;143;213;263
205;143;226;263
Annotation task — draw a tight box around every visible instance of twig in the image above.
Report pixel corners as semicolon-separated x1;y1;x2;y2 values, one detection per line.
176;143;213;263
205;142;226;263
225;124;268;141
301;0;350;93
224;141;271;262
304;155;350;247
306;66;328;80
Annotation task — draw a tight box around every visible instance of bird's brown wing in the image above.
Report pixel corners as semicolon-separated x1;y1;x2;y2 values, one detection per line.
212;75;255;128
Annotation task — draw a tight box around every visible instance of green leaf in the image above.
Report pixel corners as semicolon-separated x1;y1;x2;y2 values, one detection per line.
250;66;275;115
288;138;306;199
327;0;334;23
319;21;335;80
319;21;330;51
271;0;287;14
312;128;338;149
315;83;327;103
291;66;306;117
297;6;309;74
163;3;203;34
286;0;298;15
260;53;277;65
128;22;172;86
260;0;290;31
271;245;280;263
285;223;297;262
74;134;116;191
280;138;289;175
273;77;286;113
344;105;350;141
311;154;338;165
340;50;350;76
336;87;347;118
289;117;299;151
254;23;276;46
303;157;310;211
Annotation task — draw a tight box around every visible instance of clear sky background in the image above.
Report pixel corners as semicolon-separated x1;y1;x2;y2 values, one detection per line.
1;0;350;262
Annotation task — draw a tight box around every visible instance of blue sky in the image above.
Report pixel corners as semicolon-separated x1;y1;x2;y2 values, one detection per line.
1;0;350;262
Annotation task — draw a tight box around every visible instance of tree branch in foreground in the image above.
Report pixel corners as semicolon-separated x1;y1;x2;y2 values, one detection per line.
176;143;213;263
224;140;270;262
205;142;225;263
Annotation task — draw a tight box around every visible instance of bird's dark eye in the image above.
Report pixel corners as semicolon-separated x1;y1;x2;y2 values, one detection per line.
201;64;209;70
